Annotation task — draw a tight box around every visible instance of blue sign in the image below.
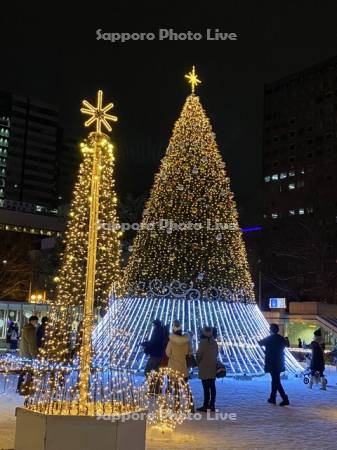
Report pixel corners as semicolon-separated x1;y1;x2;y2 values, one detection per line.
269;298;286;309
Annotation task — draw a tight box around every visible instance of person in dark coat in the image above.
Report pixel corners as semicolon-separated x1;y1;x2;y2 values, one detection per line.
258;323;289;406
6;321;19;350
143;319;167;376
298;338;303;348
36;316;48;349
196;326;218;412
309;329;326;390
6;320;13;346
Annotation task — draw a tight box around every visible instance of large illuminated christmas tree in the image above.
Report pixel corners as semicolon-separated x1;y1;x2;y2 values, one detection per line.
94;70;301;376
124;67;253;298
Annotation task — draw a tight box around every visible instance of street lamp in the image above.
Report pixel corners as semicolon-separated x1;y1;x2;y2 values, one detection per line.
29;291;46;304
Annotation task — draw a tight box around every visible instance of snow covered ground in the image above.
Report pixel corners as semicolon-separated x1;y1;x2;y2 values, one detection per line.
1;367;337;450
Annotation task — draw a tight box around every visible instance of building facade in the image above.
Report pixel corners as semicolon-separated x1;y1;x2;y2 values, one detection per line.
0;91;60;213
0;91;79;302
56;138;81;207
262;56;337;305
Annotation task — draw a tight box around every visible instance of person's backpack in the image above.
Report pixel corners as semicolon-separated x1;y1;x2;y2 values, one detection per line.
9;328;18;341
216;361;227;378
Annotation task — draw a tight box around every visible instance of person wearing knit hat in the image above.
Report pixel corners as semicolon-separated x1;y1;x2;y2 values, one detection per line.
166;320;191;375
172;320;182;334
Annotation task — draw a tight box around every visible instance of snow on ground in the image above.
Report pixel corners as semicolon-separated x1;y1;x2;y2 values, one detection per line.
1;367;337;450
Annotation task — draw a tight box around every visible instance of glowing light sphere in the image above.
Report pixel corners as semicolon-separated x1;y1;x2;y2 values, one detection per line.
146;367;192;432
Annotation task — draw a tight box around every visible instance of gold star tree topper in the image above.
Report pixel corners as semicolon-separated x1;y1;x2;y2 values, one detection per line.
185;66;201;93
80;90;117;134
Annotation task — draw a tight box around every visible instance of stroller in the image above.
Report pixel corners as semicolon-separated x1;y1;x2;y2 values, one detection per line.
302;368;311;385
302;353;328;387
302;352;312;384
302;368;328;386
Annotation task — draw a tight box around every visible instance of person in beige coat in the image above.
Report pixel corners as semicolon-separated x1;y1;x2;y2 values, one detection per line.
166;320;192;379
19;316;38;358
17;315;38;395
166;319;194;411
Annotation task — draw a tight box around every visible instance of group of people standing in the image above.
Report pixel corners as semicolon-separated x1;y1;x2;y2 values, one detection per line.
143;320;329;410
142;318;219;412
12;315;48;394
6;315;48;358
7;314;329;407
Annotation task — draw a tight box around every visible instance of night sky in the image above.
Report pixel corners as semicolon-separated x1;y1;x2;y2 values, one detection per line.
2;1;337;225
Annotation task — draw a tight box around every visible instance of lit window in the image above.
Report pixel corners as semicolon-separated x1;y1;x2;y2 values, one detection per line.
300;168;305;175
299;208;305;215
280;172;287;179
307;206;314;214
289;210;295;216
271;213;279;219
288;170;295;177
264;176;271;182
272;174;279;181
288;183;296;190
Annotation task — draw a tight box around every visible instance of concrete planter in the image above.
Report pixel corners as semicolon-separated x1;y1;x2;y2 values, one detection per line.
15;407;147;450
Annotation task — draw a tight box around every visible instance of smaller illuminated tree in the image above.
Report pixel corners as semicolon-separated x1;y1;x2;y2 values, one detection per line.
42;92;121;396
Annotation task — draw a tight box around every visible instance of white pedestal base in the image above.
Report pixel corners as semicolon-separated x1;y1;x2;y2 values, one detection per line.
15;407;146;450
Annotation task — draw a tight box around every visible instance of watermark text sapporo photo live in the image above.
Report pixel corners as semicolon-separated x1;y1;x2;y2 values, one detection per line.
96;28;238;43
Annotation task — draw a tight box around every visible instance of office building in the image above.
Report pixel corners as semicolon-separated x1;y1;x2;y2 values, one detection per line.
0;91;59;213
262;56;337;304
